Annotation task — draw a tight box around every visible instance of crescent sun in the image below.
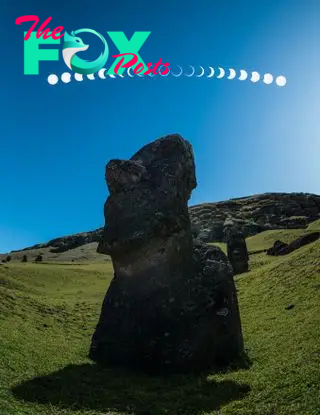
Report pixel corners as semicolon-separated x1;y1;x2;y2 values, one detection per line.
98;68;106;79
217;67;225;79
185;65;195;77
136;66;146;77
228;68;236;79
127;67;134;78
250;71;260;82
196;66;205;77
207;67;214;78
172;65;183;77
137;66;151;78
239;69;248;81
74;73;83;81
160;65;170;77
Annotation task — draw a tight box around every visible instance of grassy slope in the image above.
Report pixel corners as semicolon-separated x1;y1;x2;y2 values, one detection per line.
210;226;318;255
0;242;111;264
0;229;319;415
307;219;320;232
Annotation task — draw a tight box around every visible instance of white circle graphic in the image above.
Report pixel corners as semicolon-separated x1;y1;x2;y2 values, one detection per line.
276;75;287;87
61;72;71;83
48;74;58;85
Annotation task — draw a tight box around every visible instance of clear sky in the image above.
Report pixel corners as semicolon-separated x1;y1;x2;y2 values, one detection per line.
1;0;320;252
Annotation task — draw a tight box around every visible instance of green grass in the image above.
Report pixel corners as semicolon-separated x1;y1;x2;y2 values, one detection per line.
1;229;320;414
208;241;227;254
307;219;320;232
210;223;319;255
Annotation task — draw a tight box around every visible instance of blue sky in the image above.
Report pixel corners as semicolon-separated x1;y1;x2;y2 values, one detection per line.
1;0;320;252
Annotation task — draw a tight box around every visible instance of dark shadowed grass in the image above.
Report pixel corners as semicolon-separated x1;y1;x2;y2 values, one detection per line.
1;225;320;414
11;364;250;415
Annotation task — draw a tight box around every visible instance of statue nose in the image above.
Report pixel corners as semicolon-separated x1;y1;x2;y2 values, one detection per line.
105;159;148;193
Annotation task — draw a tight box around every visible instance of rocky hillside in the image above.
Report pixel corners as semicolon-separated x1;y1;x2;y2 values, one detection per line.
190;192;320;242
13;229;104;254
1;192;320;262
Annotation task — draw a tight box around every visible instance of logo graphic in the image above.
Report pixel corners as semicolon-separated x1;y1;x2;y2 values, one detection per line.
15;15;171;76
15;15;287;88
62;29;109;75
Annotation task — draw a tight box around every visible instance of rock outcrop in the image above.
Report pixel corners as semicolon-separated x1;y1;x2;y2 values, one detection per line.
266;240;289;256
267;232;320;256
5;194;320;259
13;229;104;254
190;193;320;243
90;134;244;373
226;227;249;275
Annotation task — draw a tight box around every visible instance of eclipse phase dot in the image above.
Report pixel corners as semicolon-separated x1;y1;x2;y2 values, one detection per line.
263;73;273;85
276;75;287;87
48;74;58;85
250;71;260;83
75;73;83;81
61;72;71;83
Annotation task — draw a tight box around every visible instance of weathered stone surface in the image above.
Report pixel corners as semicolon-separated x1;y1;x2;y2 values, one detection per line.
190;193;320;243
90;134;244;373
226;227;249;275
266;240;289;256
267;232;320;256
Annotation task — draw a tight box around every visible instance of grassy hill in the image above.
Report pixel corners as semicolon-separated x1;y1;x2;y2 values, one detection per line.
306;219;320;232
0;242;111;264
0;225;319;414
1;192;320;263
